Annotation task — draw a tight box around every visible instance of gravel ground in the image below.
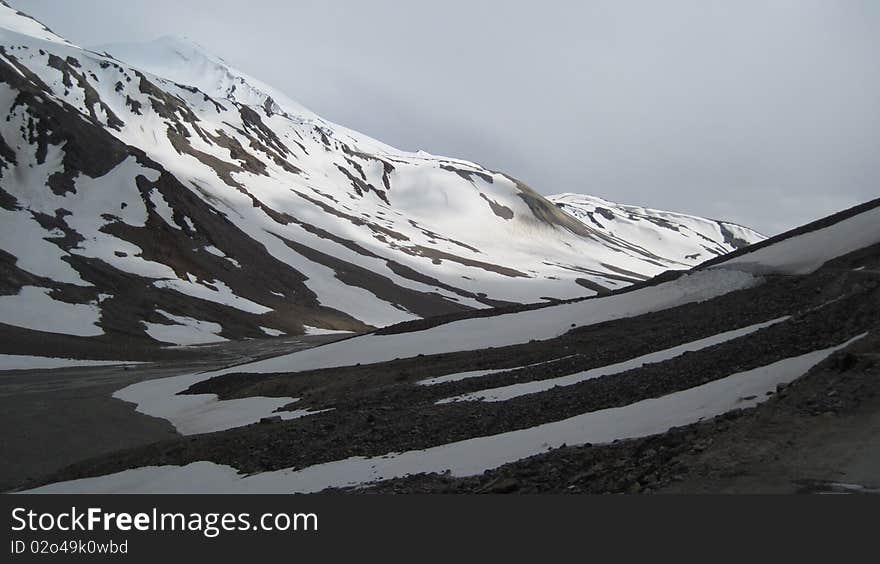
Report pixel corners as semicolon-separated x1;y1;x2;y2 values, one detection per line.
0;334;345;491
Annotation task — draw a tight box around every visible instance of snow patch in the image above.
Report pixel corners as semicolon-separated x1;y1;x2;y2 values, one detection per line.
0;355;143;371
303;326;355;336
438;317;790;403
0;286;103;336
417;355;578;386
0;208;88;286
113;373;325;435
144;310;227;346
149;190;177;227
153;279;271;314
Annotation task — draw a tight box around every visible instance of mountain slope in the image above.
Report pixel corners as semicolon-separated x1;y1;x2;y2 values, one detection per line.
22;197;880;493
548;193;764;264
0;3;761;354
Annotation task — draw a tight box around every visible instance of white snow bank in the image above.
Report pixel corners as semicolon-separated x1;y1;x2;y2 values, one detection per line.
417;355;578;386
113;372;321;435
144;310;227;346
149;189;177;228
0;355;143;371
303;326;356;336
29;333;862;493
418;368;508;387
715;205;880;275
0;208;88;286
0;286;103;336
153;279;271;314
438;317;789;403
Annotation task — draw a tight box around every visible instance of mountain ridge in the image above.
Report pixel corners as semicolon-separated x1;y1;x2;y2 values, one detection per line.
0;4;763;356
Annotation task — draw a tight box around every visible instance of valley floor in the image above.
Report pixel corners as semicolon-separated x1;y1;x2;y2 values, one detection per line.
0;334;346;491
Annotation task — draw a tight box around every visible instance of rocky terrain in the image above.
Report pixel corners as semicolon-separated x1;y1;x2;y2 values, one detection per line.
361;327;880;493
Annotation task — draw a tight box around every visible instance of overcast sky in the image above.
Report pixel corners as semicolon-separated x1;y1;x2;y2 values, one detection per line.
11;0;880;234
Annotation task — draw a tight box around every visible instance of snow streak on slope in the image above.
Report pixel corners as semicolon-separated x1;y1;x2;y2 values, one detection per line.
25;334;865;493
113;370;325;435
0;5;765;352
143;310;228;346
416;356;577;386
437;316;789;403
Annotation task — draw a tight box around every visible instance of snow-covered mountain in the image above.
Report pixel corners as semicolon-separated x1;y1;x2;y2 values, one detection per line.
0;3;762;352
548;193;763;263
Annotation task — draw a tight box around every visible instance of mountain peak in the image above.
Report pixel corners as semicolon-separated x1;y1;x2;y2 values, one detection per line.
0;1;73;45
117;35;227;67
97;35;317;120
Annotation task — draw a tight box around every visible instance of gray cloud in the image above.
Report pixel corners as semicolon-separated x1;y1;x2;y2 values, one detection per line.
11;0;880;234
